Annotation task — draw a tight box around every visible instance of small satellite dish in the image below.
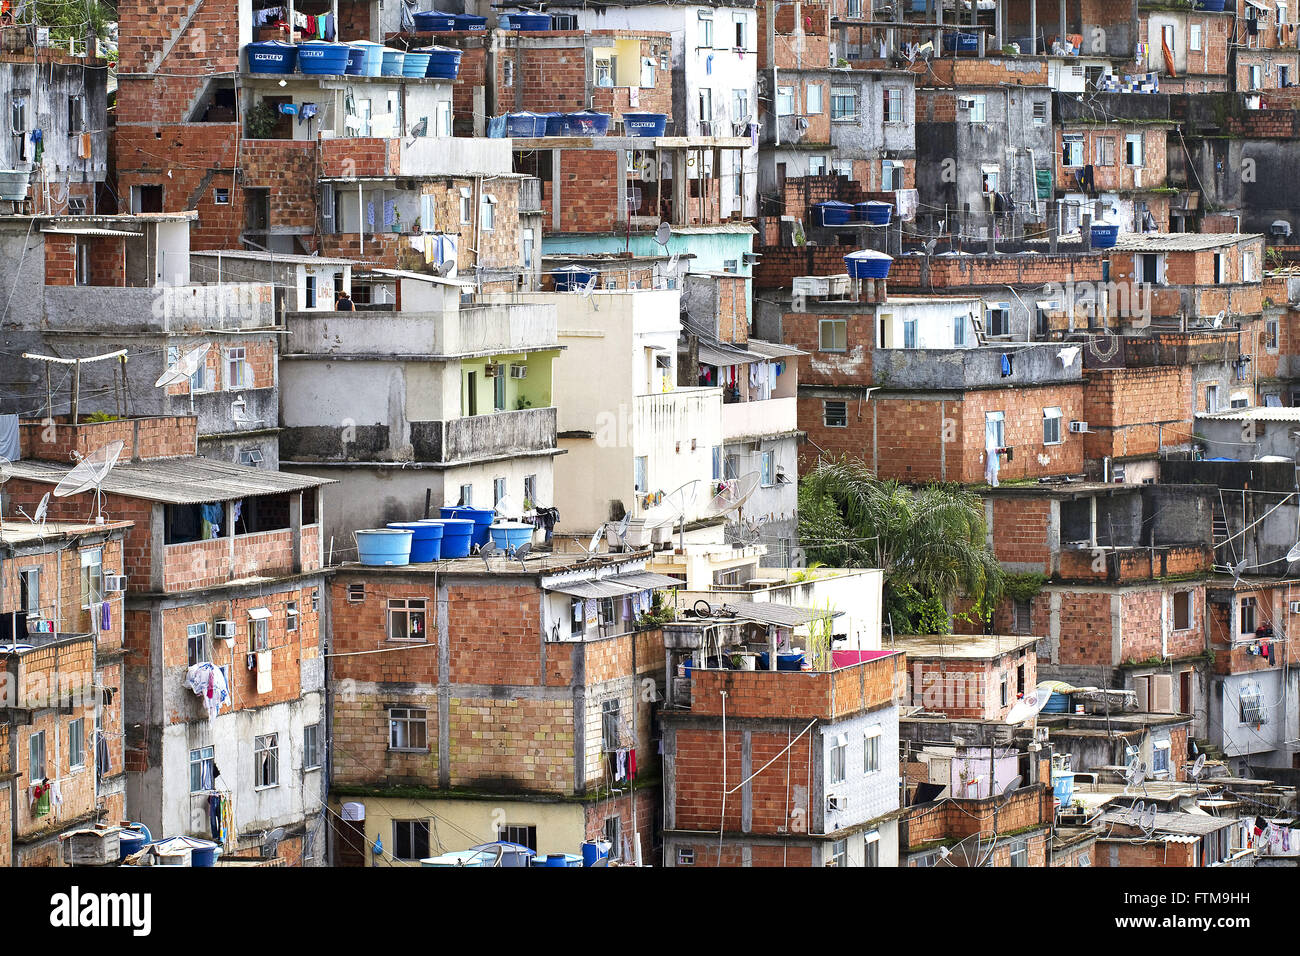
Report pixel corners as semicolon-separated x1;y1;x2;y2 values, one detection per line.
1232;557;1248;582
1212;310;1225;329
1188;752;1207;783
653;221;671;248
1285;540;1300;564
923;238;937;256
576;523;607;562
1005;682;1056;724
435;259;456;277
701;471;760;520
1123;756;1149;796
18;491;49;527
579;276;597;298
53;440;124;524
1000;774;1024;797
1138;803;1158;836
512;541;532;566
155;344;211;388
477;538;499;570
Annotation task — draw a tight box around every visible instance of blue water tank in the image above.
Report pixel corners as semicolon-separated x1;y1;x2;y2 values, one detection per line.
506;111;549;136
413;10;458;31
815;200;853;226
298;41;350;75
501;13;552;30
1090;223;1119;249
844;249;893;279
246;41;297;74
623;112;667;137
421;45;462;79
451;13;487;30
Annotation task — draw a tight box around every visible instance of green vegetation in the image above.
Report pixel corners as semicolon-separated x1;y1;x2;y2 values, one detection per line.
798;458;1003;635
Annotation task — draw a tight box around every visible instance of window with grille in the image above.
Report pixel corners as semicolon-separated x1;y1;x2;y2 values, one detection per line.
1013;600;1032;634
831;87;857;121
824;401;847;428
1240;682;1266;724
1032;100;1048;124
389;708;429;750
499;824;537;851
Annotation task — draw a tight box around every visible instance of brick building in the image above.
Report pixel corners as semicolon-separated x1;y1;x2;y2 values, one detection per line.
3;415;333;865
328;552;678;865
1;521;129;866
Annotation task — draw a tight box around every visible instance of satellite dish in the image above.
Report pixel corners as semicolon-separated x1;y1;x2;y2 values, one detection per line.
1123;756;1149;796
435;259;456;278
923;238;937;256
643;479;704;553
18;491;49;527
53;440;124;524
737;513;768;546
1138;803;1158;836
155;344;211;388
1285;540;1300;564
701;471;760;520
1005;682;1056;724
653;221;671;248
512;541;532;566
476;538;499;570
1188;752;1207;783
1232;557;1248;583
579;276;597;298
575;523;607;562
1000;774;1024;797
1212;310;1225;329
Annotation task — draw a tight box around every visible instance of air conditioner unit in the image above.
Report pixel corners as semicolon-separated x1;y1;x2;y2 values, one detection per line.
742;252;761;265
826;794;845;812
484;363;503;378
103;574;127;592
1289;601;1300;614
509;364;528;379
1068;420;1089;433
214;619;237;639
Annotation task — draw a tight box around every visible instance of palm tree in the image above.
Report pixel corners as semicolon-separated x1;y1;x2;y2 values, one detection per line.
798;458;1003;633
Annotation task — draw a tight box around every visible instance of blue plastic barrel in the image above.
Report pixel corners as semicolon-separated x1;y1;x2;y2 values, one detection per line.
346;40;383;76
356;528;413;566
388;522;443;562
1194;0;1226;9
501;12;552;30
1090;223;1119;249
189;838;221;868
421;45;462;79
623;112;667;136
437;517;475;558
506;111;549;136
298;41;350;75
452;13;487;30
413;10;458;31
402;50;432;77
118;823;152;860
857;201;892;225
490;522;533;552
943;31;979;52
844;249;893;279
1042;691;1070;713
441;506;495;547
815;200;854;226
246;41;297;74
581;840;611;867
565;110;610;136
381;48;406;76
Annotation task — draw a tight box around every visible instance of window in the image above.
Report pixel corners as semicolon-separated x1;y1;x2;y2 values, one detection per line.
634;455;648;492
902;319;917;349
832;159;853;179
829;838;848;867
1205;384;1219;413
594;54;613;87
864;831;880;867
305;275;317;309
28;730;45;782
387;599;427;642
819;318;847;352
882;87;903;123
809;155;828;176
1240;681;1266;724
601;698;621;751
824;400;847;428
604;816;622;857
499;824;538;851
10;93;27;137
724;454;741;480
68;197;86;215
831;87;857;121
459;186;473;224
987;306;1010;336
678;846;695;865
239;448;264;467
1152;740;1171;775
1249;64;1262;90
254;733;279;788
1013;599;1031;635
759;450;774;487
776;85;795;116
187;622;209;667
493;477;507;506
68;717;85;769
1190;24;1203;50
62;90;83;130
734;14;747;50
953;314;967;347
248;610;269;652
521;227;534;267
393;820;431;860
347;583;365;603
19;568;39;615
1267;318;1279;351
698;10;714;48
1043;406;1063;445
570;598;585;637
523;474;537;507
214;188;230;205
1173;591;1193;630
1009;840;1029;867
985;410;1005;449
697;87;712;131
1136;253;1163;285
189;746;215;792
806;83;823;114
881;159;903;190
1062;133;1084;168
864;728;881;774
226;347;248;389
389;708;428;751
303;723;321;770
1032;100;1048;124
828;735;847;784
80;547;103;609
731;88;749;126
458;483;473;506
598;596;617;629
287;601;299;632
1239;596;1256;635
480;194;496;231
1125;133;1144;167
1094;136;1115;167
960;94;986;123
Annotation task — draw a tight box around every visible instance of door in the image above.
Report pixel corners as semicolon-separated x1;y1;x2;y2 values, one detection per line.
1179;670;1192;715
465;370;478;416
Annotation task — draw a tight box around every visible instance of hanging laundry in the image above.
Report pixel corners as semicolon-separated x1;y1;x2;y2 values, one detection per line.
96;732;111;781
627;748;636;779
50;779;63;807
101;600;111;631
30;128;42;163
1000;353;1012;377
298;102;318;125
78;132;92;159
184;661;230;722
209;794;222;840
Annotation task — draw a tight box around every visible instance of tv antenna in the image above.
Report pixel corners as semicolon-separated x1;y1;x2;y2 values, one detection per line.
52;440;124;524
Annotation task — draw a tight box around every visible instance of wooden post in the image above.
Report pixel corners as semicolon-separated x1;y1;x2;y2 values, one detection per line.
71;358;81;424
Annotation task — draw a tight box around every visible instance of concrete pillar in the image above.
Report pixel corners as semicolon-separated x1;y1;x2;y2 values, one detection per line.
1030;1;1037;54
149;502;166;591
290;491;303;574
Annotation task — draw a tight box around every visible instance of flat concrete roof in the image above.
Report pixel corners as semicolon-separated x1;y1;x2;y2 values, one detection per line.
889;634;1038;659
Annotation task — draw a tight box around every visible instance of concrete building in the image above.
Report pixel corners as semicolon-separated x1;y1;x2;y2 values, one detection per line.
2;415;333;865
894;633;1039;722
1;520;130;867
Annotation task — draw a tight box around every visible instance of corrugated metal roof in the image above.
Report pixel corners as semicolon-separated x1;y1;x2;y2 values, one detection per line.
1196;407;1300;422
546;578;638;599
192;250;357;266
747;338;807;359
714;600;840;628
42;227;143;237
697;342;765;366
609;571;682;589
1110;233;1263;252
3;457;334;505
669;223;757;235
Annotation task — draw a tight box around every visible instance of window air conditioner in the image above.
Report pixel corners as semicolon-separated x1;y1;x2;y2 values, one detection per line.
1289;601;1300;614
509;364;528;379
1068;420;1089;433
215;620;237;639
103;574;127;592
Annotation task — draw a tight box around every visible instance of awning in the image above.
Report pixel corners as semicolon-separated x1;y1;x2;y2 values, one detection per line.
42;227;143;237
247;607;271;621
697;342;765;367
716;600;842;628
608;571;683;589
546;578;638;599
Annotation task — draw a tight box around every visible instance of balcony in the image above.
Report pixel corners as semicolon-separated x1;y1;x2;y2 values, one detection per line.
872;344;1082;390
284;302;557;358
1;633;96;712
163;524;321;591
686;650;903;719
722;395;798;442
439;406;558;463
